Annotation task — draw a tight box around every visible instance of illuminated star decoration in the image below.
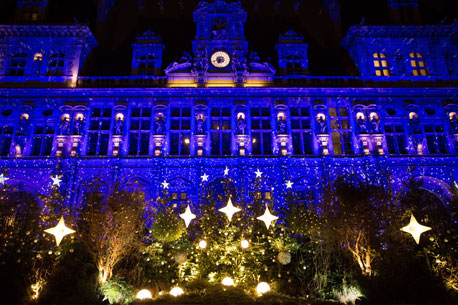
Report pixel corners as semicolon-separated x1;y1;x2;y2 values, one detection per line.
255;169;263;178
51;175;62;187
180;204;196;228
223;166;229;176
161;180;169;189
400;214;432;244
285;180;293;189
201;173;209;182
0;173;9;185
257;205;279;229
44;216;76;246
219;198;241;222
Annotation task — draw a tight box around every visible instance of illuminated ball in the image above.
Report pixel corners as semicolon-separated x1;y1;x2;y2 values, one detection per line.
278;251;291;265
222;277;235;286
136;289;152;300
240;240;249;249
256;282;271;296
170;287;184;297
174;251;187;264
199;240;207;249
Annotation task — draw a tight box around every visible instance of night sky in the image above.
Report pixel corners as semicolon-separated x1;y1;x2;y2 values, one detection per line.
0;0;457;76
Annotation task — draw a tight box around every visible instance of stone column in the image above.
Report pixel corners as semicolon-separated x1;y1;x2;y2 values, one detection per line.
55;135;68;157
70;135;82;157
112;135;123;157
194;134;207;156
152;135;166;156
316;134;330;156
235;134;250;156
276;134;289;156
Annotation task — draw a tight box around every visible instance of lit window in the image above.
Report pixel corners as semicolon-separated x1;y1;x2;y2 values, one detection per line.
87;108;112;156
169;107;191;156
48;52;66;76
409;52;427;76
251;107;272;155
128;107;152;156
373;52;390;76
8;52;27;76
329;107;352;155
290;106;313;155
211;107;232;156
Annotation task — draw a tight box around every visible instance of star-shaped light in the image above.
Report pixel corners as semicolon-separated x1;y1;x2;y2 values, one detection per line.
0;173;9;185
51;175;62;187
219;198;241;222
180;204;196;228
44;216;75;246
255;169;263;178
285;180;293;189
257;205;279;229
223;166;229;176
201;173;209;182
400;214;432;244
161;180;169;189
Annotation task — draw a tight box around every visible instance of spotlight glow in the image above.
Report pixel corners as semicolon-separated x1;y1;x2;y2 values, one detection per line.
241;239;249;249
256;282;271;296
199;240;207;249
170;287;184;297
222;277;235;286
136;289;152;300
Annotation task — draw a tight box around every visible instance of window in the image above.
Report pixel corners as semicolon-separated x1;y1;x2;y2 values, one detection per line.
329;107;352;155
137;54;157;74
31;126;54;156
284;55;304;74
128;107;152;156
251;107;272;155
409;52;427;76
373;52;390;76
290;107;313;155
48;52;66;75
424;124;448;154
169;107;191;156
87;108;111;156
0;125;14;156
8;52;27;76
211;107;232;156
385;124;408;154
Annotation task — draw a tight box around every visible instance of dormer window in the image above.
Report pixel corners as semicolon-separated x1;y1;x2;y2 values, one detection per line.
285;55;304;74
48;52;66;76
409;52;427;76
8;52;27;76
373;52;390;76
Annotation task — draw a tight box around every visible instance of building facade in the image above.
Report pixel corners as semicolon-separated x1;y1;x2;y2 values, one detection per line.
0;0;458;207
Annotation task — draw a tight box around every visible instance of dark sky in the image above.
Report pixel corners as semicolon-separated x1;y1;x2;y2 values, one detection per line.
0;0;457;76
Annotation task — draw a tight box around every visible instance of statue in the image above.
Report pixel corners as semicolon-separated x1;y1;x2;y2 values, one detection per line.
232;47;246;72
32;55;42;76
317;115;327;134
196;115;205;135
154;115;165;135
277;116;287;134
236;114;246;135
194;46;208;71
180;51;192;64
357;115;368;134
211;17;227;39
370;115;381;134
249;52;261;64
450;113;458;134
114;116;124;135
73;116;84;135
409;115;421;134
16;115;29;136
59;116;70;135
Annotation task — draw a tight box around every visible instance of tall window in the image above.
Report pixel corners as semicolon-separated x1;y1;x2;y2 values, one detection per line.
373;52;390;76
409;52;427;76
0;125;14;156
211;107;232;156
385;124;408;154
285;55;303;74
31;126;54;156
329;107;352;155
169;107;191;155
424;124;448;154
137;54;156;74
290;107;313;155
8;52;27;76
87;108;111;156
48;52;66;76
128;107;152;156
251;107;272;155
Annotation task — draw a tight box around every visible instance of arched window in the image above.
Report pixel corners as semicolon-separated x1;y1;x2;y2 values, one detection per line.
373;52;390;76
409;52;427;76
8;52;27;76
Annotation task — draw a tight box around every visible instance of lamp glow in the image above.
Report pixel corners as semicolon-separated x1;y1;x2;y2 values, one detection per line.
222;277;234;286
170;287;184;297
256;282;271;296
136;289;152;300
199;240;207;249
241;239;249;249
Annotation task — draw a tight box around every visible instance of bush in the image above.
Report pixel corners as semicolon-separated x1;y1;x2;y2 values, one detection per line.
100;278;135;305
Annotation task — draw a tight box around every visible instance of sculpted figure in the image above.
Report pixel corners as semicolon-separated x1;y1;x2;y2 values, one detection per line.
59;116;70;135
278;116;287;134
370;115;381;134
236;114;246;135
154;115;165;135
317;115;327;134
196;115;205;135
114;116;124;135
357;115;368;134
450;113;458;134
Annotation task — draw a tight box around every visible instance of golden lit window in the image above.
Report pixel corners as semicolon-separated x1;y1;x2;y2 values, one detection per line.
409;52;427;76
373;52;390;76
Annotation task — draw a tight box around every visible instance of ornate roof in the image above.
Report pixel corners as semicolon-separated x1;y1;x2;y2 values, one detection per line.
194;0;246;18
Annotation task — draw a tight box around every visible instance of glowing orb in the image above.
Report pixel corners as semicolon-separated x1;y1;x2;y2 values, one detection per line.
136;289;152;300
256;282;271;295
199;240;207;249
241;240;249;249
170;287;184;297
222;277;234;286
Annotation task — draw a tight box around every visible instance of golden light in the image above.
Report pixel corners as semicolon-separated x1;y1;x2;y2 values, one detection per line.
199;240;207;249
409;112;418;120
179;204;196;228
400;214;432;244
222;277;235;286
256;282;271;296
115;113;124;121
218;198;241;222
257;205;279;229
184;138;190;144
75;113;84;120
136;289;152;300
241;239;249;249
44;216;75;246
169;287;184;297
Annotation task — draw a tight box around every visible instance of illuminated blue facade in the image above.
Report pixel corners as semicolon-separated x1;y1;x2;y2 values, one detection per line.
1;0;458;207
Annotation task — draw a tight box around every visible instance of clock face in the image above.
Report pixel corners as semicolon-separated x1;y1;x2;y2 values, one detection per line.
211;51;231;68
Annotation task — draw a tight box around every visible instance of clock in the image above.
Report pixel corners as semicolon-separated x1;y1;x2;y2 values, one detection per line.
210;51;231;68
